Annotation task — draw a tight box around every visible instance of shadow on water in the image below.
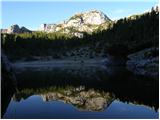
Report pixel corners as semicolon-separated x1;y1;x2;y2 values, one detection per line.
1;58;16;118
1;74;15;118
2;65;159;118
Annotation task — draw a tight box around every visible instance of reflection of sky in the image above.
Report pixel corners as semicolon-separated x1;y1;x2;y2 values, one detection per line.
3;95;159;119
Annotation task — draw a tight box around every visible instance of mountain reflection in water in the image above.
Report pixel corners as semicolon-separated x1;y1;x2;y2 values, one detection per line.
2;66;159;119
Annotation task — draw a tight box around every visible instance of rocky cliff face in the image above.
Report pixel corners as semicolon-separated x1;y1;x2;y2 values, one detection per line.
1;10;111;37
67;10;110;26
1;24;31;34
39;10;111;37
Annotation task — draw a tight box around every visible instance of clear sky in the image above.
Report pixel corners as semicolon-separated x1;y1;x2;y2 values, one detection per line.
1;0;158;30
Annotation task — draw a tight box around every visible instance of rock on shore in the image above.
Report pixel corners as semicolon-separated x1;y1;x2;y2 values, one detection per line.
126;47;159;77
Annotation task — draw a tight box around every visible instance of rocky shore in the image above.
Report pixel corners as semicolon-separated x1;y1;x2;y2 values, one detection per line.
126;47;159;77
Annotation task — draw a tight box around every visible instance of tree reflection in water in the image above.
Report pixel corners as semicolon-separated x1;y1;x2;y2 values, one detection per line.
2;66;159;118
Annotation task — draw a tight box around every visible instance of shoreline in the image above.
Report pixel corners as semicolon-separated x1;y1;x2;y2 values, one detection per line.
13;58;107;68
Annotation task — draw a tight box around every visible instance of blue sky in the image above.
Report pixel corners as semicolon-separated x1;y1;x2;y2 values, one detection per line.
1;0;158;30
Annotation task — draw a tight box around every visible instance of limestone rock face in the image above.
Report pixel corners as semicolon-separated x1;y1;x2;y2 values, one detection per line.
39;10;111;38
39;23;57;32
66;10;110;27
78;10;110;25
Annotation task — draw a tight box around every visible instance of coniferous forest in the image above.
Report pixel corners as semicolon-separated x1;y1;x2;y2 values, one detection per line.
1;3;159;119
1;8;159;61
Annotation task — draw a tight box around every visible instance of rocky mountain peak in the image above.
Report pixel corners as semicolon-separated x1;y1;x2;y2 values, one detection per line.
8;24;20;33
39;10;111;37
1;24;31;34
68;9;110;25
83;9;110;24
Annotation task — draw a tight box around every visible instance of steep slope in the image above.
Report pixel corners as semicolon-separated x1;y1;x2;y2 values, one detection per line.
39;10;112;37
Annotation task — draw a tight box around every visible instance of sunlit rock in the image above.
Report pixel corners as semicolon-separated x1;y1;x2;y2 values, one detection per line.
38;10;111;37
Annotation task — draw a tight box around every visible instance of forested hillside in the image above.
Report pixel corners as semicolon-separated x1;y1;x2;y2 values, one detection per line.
1;8;159;61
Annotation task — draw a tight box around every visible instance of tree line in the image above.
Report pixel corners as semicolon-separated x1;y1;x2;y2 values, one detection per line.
1;7;159;61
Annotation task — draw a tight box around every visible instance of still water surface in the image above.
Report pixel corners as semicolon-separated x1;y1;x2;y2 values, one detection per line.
2;66;159;119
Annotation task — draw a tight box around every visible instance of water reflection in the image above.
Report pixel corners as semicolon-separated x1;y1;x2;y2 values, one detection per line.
13;86;115;112
2;66;159;118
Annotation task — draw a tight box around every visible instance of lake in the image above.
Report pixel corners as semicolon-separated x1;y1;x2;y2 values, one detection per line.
2;66;159;119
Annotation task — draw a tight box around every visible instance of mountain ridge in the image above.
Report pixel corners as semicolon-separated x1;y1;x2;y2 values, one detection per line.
1;7;159;36
1;9;111;38
1;24;31;34
39;10;111;37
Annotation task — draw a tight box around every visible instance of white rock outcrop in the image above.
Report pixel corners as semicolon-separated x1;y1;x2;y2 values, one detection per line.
39;10;111;37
